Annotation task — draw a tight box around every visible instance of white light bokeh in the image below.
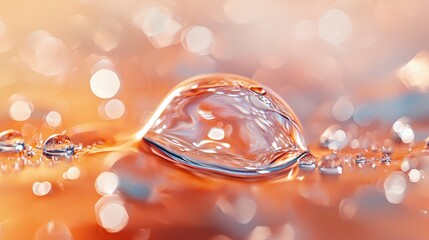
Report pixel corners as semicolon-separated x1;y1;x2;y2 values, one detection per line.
320;124;348;150
9;100;32;121
398;52;429;92
133;6;183;49
32;181;52;197
45;111;62;128
401;158;411;172
183;26;215;55
90;69;121;99
408;169;421;183
384;172;407;204
95;195;129;233
295;20;316;41
223;0;259;24
392;117;415;144
134;7;171;37
93;18;123;52
99;202;128;232
319;9;352;44
20;30;70;76
63;166;81;180
103;99;125;119
350;139;360;149
332;99;354;121
95;171;119;195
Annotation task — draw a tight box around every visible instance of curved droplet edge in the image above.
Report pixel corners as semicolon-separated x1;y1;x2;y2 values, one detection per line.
144;138;308;179
42;146;75;159
0;142;25;153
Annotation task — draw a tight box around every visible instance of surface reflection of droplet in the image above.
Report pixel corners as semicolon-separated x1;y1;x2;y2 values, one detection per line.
140;74;308;178
43;134;75;158
216;196;257;224
319;125;348;150
34;221;73;240
318;154;343;175
20;30;70;76
298;153;316;171
0;129;25;153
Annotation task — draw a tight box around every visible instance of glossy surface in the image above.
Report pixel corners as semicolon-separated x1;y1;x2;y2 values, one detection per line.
142;74;307;177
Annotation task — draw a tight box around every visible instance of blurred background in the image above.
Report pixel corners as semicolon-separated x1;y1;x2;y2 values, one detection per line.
0;0;428;142
1;1;429;239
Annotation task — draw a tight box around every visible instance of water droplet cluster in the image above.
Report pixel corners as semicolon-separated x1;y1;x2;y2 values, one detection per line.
0;130;81;174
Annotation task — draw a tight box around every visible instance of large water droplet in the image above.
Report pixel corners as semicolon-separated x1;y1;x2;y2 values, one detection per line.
43;134;75;158
0;129;25;153
140;74;307;178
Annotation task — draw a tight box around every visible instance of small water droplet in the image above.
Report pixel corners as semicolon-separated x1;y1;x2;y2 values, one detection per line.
43;134;75;158
0;129;25;153
355;153;366;164
298;153;316;171
140;74;307;178
318;154;343;175
392;117;415;144
380;153;391;164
